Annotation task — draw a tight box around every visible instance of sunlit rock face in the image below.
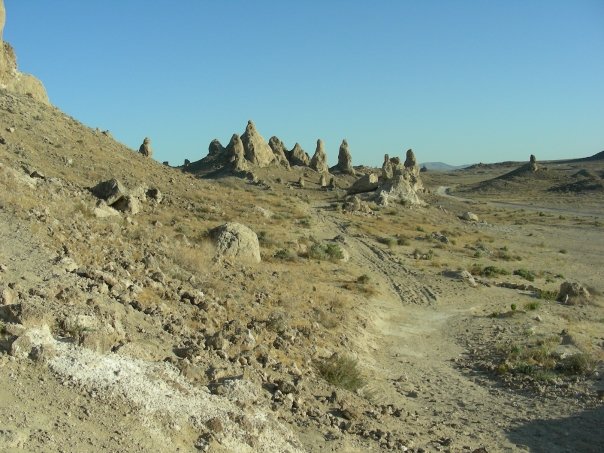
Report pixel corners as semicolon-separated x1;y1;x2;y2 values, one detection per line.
0;0;49;104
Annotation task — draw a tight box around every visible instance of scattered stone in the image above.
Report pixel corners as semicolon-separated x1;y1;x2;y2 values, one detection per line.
442;270;477;287
139;137;152;157
461;211;479;222
209;222;261;264
146;187;162;203
11;324;56;361
0;285;16;305
111;195;141;215
91;179;128;206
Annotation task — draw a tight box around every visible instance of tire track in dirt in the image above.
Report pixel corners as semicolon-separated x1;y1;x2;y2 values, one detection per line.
312;205;437;306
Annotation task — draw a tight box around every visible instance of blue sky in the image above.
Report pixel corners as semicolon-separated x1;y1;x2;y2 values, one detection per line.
5;0;604;166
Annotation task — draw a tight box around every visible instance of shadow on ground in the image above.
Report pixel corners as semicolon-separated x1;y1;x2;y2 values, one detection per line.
506;406;604;453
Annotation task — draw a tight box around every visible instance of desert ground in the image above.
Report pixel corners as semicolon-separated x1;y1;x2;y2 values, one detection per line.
0;89;603;453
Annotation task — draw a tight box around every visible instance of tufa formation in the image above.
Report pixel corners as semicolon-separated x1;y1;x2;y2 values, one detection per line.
241;120;276;168
310;139;329;174
0;0;48;104
331;139;355;175
139;137;152;158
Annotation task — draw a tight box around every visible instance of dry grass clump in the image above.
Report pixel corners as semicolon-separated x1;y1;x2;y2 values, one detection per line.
170;241;215;274
343;274;378;297
317;355;366;391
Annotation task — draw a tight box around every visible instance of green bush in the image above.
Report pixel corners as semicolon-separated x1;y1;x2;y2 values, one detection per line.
309;242;344;262
525;301;541;311
514;268;536;282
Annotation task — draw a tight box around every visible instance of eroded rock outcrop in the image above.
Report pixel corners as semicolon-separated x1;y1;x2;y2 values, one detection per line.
241;120;275;168
348;148;425;206
381;154;393;180
0;1;49;104
310;139;329;174
268;136;291;169
225;134;248;172
287;143;310;167
332;139;355;175
139;137;152;157
529;154;538;172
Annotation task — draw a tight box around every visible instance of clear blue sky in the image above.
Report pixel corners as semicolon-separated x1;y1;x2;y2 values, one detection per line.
5;0;604;166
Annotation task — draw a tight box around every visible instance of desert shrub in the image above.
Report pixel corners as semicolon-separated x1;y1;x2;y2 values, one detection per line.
557;353;595;376
471;265;509;278
273;248;296;261
357;274;371;284
317;355;365;391
510;303;517;311
537;290;557;301
309;243;344;262
525;301;540;311
396;235;410;246
514;268;536;282
257;231;277;247
377;236;397;248
314;308;338;329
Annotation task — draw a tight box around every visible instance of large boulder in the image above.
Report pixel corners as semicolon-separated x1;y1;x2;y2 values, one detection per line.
240;120;275;167
91;179;128;205
332;139;355;175
268;136;291;169
210;223;261;264
287;143;310;167
310;139;329;174
0;1;49;104
557;281;590;304
348;173;379;194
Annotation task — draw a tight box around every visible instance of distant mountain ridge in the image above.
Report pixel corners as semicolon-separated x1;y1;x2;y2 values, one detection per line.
419;162;469;171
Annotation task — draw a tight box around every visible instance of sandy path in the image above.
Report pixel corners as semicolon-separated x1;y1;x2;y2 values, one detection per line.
311;201;604;452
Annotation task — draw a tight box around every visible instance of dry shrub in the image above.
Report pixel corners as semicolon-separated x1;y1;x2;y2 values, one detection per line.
171;241;215;274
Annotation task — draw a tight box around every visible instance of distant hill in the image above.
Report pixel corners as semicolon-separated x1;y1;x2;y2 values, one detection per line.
419;162;469;171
